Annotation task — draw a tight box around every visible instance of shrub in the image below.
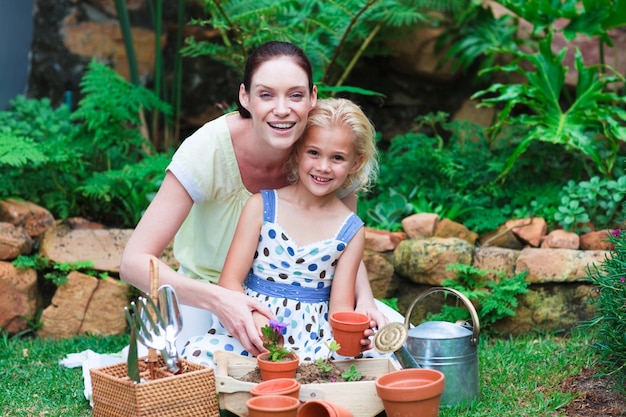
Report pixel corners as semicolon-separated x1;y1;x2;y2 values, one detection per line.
586;229;626;394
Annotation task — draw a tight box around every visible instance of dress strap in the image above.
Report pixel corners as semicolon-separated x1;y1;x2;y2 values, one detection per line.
260;189;276;222
336;214;364;243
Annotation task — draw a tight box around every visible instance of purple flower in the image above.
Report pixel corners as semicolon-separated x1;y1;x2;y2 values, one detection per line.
612;229;620;237
621;277;625;283
269;319;287;333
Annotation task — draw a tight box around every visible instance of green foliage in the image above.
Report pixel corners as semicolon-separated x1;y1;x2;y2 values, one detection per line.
474;33;626;179
554;176;626;232
427;264;530;330
586;229;626;394
341;364;363;381
0;60;171;227
365;188;414;231
183;0;429;95
436;2;521;82
360;115;517;234
315;340;341;373
13;254;105;286
72;60;170;166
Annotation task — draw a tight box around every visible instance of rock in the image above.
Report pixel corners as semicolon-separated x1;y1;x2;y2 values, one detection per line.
393;237;473;286
434;218;478;245
387;25;459;81
364;228;407;252
541;229;580;249
38;271;130;339
86;0;146;17
60;20;163;82
451;98;495;127
38;224;179;272
0;262;39;334
0;222;34;260
515;248;607;283
39;225;135;272
580;230;615;251
363;249;397;299
401;213;439;239
506;217;547;247
473;246;520;281
0;199;55;237
491;283;597;336
479;224;524;249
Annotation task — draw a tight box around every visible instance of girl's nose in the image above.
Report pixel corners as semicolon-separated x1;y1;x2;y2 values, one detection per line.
317;158;331;172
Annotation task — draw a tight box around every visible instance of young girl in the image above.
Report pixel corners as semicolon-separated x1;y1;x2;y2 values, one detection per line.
182;98;383;365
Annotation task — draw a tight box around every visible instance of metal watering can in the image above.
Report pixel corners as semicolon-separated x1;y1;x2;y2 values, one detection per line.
374;287;480;408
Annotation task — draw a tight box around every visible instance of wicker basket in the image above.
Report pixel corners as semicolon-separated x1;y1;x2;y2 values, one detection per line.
90;257;219;417
90;355;219;417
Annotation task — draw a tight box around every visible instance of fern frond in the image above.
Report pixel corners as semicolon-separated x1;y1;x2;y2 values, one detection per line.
0;130;46;167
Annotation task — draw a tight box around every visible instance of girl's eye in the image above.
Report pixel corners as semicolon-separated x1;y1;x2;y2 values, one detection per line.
333;155;345;161
306;150;318;156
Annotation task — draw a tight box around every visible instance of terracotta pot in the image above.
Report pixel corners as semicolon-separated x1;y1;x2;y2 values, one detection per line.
297;400;353;417
375;368;445;417
251;378;301;400
329;312;370;356
257;353;300;381
246;394;301;417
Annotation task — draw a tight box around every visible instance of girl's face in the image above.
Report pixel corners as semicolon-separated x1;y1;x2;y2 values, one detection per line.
295;125;363;196
239;56;317;152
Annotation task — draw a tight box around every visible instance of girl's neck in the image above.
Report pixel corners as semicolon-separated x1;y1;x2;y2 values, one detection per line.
283;182;338;210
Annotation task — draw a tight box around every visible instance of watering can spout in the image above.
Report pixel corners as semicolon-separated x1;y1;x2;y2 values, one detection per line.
394;344;421;369
373;321;420;368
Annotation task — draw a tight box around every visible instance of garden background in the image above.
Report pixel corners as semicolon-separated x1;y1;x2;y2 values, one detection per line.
1;0;626;416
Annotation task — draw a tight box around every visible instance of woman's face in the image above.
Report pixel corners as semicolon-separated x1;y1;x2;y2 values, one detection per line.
239;56;317;152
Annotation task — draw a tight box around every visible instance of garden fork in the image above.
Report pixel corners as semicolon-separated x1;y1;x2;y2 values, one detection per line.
128;296;180;373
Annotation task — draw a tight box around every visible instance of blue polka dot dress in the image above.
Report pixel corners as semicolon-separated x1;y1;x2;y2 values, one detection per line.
182;189;385;368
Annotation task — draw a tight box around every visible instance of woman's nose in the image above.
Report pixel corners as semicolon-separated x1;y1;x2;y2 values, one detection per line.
273;98;291;116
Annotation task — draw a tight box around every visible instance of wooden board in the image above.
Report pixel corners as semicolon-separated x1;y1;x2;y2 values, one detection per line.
214;351;400;417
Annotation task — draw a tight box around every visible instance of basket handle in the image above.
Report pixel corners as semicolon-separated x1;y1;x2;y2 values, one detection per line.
147;256;159;363
404;287;480;346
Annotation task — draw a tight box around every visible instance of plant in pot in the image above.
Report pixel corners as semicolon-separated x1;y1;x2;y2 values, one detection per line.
257;319;299;381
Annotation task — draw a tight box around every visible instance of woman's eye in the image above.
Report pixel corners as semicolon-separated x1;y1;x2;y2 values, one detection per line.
260;92;272;99
290;92;304;100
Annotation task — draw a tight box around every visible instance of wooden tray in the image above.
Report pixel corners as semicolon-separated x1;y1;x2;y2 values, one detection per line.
214;350;400;417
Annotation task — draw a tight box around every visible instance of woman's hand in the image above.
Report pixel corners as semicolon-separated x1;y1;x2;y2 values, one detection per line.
211;287;274;356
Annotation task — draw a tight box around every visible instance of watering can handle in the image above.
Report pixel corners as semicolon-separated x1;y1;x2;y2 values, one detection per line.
404;287;480;346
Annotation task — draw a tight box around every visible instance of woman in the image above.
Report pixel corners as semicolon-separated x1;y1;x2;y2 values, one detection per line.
120;41;393;357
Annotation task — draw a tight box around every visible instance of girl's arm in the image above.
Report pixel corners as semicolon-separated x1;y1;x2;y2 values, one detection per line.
218;193;264;292
341;193;389;329
328;226;365;315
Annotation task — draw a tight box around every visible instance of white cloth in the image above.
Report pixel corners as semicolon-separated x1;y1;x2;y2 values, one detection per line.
59;344;148;406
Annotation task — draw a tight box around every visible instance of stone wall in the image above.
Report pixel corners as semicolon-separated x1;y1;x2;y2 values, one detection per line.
0;199;611;339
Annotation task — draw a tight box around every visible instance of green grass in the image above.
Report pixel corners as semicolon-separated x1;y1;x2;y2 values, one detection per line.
0;329;598;417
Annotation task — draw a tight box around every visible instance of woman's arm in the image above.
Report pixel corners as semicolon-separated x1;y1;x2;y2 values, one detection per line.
120;171;272;355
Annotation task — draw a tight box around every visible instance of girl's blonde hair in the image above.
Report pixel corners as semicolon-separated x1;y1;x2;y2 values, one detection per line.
288;98;379;194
